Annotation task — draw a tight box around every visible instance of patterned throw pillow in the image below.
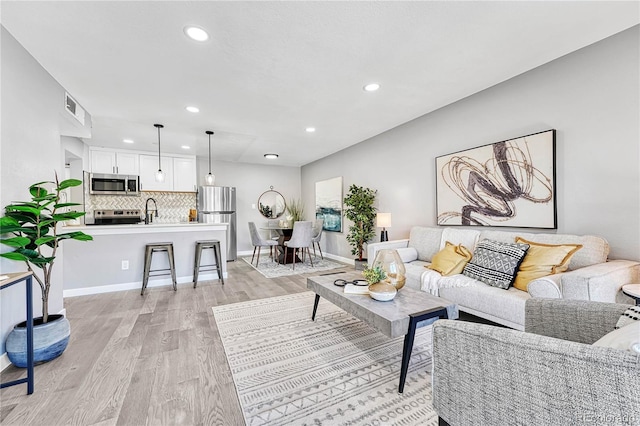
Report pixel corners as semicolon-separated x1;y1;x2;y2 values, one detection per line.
615;306;640;329
462;239;530;289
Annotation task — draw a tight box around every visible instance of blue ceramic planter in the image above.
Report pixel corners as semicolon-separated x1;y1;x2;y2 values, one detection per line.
5;314;70;368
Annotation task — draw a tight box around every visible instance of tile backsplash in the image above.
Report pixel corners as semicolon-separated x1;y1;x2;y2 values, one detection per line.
84;191;196;224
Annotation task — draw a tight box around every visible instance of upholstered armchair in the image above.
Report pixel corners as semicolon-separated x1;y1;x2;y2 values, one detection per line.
432;299;639;426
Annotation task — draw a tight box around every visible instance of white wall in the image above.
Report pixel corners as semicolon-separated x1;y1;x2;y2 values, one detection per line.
1;28;92;353
61;135;89;209
302;26;640;262
196;158;301;253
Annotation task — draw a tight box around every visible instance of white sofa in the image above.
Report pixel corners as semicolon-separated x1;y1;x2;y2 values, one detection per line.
367;227;639;330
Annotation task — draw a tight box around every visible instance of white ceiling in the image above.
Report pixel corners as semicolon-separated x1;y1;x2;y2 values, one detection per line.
2;1;638;167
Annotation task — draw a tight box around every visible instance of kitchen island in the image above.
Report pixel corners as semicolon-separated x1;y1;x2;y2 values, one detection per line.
62;222;228;297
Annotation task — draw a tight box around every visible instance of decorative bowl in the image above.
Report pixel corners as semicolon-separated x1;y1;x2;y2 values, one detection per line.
367;282;397;302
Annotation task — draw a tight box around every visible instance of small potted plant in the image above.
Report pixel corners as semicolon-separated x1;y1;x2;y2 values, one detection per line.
362;265;387;285
286;198;305;225
362;265;396;301
343;184;377;270
0;174;93;367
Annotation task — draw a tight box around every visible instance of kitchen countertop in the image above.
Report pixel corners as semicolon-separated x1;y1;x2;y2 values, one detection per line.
64;222;228;235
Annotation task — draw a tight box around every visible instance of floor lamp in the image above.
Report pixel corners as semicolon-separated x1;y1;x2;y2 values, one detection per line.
377;213;391;242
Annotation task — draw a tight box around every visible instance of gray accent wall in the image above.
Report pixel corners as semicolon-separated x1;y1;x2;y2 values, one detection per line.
302;26;640;262
1;28;92;353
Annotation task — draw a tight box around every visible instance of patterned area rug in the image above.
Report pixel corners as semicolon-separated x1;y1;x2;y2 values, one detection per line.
241;254;344;278
212;292;438;426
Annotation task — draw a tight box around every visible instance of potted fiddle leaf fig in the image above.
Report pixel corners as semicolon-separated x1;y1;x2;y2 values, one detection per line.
0;174;93;367
343;184;377;270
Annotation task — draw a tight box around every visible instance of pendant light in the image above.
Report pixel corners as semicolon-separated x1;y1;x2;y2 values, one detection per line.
154;124;165;182
205;130;215;185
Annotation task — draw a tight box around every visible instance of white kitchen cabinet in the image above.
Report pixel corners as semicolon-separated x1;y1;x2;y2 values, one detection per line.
90;150;116;174
173;157;197;192
90;149;139;175
114;152;139;175
139;154;174;191
90;147;196;192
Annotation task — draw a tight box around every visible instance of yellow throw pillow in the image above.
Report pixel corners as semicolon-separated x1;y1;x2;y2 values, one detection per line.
513;237;582;291
427;241;473;276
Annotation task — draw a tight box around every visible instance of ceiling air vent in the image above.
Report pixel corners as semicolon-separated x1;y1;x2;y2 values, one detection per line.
65;92;85;126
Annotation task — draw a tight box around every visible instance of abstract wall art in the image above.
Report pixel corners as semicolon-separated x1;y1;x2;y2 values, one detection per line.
436;129;556;228
315;176;343;232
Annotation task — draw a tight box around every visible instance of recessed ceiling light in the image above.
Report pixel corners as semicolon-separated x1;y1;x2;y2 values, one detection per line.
185;106;200;113
363;83;380;92
184;26;209;42
123;139;134;144
264;153;279;159
305;127;316;133
181;145;190;150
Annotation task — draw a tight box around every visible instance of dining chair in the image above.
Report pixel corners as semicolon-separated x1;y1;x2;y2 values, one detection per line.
311;219;324;260
284;221;314;270
248;222;278;267
264;219;281;260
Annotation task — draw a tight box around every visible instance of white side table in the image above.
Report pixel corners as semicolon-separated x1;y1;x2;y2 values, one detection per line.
622;284;640;305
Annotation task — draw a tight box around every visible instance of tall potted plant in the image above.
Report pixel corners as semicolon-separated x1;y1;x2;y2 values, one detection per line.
0;175;92;367
343;184;377;270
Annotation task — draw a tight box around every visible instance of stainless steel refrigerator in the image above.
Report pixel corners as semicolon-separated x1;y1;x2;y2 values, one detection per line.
198;186;237;261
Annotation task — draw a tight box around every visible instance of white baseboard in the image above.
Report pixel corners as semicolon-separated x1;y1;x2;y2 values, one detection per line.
64;252;352;298
0;352;11;372
238;250;355;266
323;252;355;265
63;272;226;298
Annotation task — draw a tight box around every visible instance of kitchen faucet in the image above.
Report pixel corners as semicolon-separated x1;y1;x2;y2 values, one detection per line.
145;197;158;224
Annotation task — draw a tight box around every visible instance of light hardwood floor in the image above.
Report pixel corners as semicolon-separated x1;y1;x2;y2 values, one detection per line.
0;258;354;426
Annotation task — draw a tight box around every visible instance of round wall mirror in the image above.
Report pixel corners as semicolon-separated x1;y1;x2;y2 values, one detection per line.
258;189;286;218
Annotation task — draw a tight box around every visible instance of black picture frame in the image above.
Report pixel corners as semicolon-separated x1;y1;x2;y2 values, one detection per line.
435;129;557;229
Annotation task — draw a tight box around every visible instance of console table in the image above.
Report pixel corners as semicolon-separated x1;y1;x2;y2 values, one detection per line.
0;271;34;394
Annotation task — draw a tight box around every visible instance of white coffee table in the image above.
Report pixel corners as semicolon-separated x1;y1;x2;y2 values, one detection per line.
622;284;640;305
307;273;458;393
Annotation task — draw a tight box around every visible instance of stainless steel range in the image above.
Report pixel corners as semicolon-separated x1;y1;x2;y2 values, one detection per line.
92;209;142;225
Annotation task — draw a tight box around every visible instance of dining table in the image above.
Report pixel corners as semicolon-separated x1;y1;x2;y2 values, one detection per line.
260;225;301;264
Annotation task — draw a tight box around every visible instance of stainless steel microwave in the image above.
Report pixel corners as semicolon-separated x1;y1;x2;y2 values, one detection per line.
89;173;139;196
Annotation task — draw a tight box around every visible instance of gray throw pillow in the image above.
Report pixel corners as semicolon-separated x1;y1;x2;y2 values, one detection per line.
462;239;530;289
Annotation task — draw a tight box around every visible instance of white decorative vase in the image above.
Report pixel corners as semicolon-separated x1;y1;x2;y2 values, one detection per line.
371;249;407;290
